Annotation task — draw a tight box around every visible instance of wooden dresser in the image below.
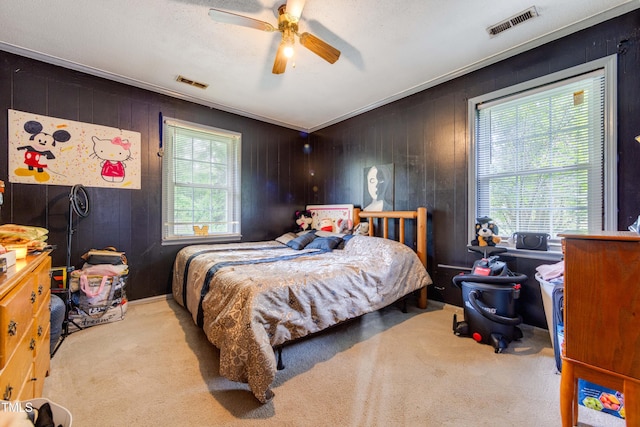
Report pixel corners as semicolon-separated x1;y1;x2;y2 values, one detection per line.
559;232;639;426
0;251;51;401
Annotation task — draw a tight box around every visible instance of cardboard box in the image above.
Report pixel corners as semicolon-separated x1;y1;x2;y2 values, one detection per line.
578;379;625;419
0;250;16;271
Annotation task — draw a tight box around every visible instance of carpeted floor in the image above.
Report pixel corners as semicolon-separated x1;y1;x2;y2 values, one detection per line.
42;297;625;427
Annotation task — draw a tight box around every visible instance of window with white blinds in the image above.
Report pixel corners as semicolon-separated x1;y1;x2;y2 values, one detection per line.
468;56;617;251
161;118;241;244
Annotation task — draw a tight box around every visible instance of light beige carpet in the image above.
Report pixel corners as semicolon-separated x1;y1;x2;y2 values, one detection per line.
43;297;624;427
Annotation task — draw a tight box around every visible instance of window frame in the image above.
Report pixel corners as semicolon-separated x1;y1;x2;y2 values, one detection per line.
467;55;618;258
161;117;242;245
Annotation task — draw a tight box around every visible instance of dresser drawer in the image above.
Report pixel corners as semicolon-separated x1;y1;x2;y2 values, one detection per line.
31;257;51;313
0;320;34;400
32;325;51;398
0;276;36;369
34;300;51;353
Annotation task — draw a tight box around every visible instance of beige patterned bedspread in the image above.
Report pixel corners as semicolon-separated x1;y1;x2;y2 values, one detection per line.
172;235;432;403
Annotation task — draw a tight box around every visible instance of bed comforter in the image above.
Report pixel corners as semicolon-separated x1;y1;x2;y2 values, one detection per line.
172;235;432;402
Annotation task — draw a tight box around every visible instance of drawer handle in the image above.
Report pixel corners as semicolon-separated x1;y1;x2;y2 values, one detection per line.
29;338;36;351
31;291;37;304
7;320;17;336
38;284;44;295
38;325;43;337
3;384;13;400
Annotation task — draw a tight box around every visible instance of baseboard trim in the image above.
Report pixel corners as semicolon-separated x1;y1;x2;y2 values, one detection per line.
128;294;173;306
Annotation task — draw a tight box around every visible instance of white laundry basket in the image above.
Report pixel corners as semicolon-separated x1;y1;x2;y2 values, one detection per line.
536;273;563;349
0;398;72;426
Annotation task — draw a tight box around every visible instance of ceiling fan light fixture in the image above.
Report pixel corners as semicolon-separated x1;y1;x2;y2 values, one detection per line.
281;23;296;59
283;44;294;58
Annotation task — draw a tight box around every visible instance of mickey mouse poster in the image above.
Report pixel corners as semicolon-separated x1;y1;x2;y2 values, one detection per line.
8;109;141;189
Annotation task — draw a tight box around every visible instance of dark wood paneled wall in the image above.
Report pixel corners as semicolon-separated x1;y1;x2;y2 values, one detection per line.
0;52;307;300
309;10;640;327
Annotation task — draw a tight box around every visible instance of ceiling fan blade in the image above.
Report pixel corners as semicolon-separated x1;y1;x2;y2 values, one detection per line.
208;8;276;32
285;0;306;20
298;32;340;64
272;43;288;74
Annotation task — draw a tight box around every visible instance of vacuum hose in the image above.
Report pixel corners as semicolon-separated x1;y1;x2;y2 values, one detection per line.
468;289;523;326
452;273;528;287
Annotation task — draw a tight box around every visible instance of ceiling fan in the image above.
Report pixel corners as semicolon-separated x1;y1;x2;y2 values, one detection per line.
208;0;341;74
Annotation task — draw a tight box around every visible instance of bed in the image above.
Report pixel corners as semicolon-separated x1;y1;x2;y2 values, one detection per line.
172;205;432;403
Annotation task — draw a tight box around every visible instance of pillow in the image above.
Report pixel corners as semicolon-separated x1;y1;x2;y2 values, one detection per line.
305;236;343;251
275;232;298;245
286;232;317;250
315;230;346;238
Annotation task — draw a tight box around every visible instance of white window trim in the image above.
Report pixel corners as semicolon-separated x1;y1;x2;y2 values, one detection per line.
161;117;242;246
467;55;618;258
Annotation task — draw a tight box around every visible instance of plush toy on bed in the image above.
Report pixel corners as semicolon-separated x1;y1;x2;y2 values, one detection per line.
336;218;353;234
319;218;334;232
294;210;313;232
471;216;501;247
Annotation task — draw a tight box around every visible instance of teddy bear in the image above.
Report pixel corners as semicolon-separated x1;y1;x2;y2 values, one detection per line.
294;210;313;232
471;216;501;247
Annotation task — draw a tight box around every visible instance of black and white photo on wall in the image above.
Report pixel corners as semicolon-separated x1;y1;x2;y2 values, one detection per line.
363;163;394;211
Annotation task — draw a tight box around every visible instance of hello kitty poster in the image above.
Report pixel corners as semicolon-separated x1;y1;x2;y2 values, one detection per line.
8;109;141;189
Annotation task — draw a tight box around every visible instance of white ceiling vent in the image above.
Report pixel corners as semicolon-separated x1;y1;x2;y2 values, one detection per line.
176;75;209;89
487;6;539;37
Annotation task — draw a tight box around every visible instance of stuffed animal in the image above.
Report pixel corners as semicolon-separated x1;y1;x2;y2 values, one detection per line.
319;218;334;232
471;216;501;247
294;210;313;232
336;218;353;234
353;222;369;236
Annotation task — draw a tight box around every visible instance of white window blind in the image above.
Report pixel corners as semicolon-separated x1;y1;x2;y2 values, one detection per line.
470;55;618;251
161;118;241;244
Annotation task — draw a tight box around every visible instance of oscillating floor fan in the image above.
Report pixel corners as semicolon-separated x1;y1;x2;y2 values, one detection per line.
54;184;90;353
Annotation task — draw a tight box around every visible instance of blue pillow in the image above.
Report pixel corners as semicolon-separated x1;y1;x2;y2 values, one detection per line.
305;236;343;251
286;232;317;250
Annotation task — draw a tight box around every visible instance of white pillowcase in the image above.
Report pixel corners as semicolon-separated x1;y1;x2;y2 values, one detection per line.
275;232;298;244
315;230;346;238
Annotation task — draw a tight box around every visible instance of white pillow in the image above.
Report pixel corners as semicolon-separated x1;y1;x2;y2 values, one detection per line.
275;232;298;244
315;230;346;238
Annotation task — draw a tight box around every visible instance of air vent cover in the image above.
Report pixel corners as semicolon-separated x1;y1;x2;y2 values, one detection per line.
487;6;538;37
176;75;209;89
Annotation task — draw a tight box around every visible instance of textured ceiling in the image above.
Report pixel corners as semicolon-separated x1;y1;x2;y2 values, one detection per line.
0;1;638;131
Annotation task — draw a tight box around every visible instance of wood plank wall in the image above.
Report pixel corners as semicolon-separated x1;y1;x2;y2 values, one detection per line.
308;10;640;327
0;52;307;300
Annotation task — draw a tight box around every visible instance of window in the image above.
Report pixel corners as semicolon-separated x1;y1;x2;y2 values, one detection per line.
161;118;241;244
468;55;617;253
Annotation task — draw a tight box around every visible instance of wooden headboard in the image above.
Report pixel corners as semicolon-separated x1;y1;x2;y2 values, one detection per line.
356;207;428;309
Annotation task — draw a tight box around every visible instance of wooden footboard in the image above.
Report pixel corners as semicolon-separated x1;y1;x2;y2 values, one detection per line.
356;207;428;309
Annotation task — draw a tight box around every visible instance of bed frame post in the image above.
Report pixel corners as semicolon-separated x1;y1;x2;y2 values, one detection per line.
417;207;428;309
